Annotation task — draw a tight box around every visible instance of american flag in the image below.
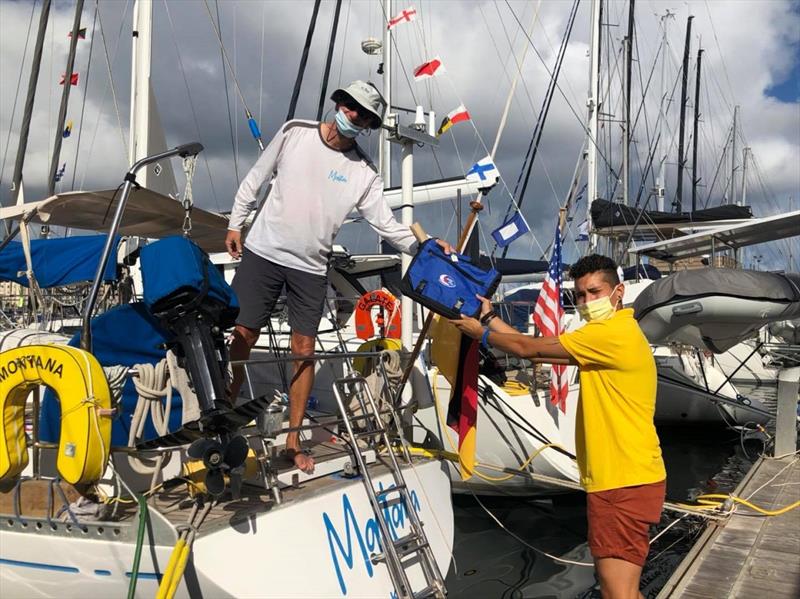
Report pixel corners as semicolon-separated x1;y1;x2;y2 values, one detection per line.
533;223;568;412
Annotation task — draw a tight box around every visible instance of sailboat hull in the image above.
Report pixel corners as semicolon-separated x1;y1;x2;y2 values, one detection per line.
0;459;453;598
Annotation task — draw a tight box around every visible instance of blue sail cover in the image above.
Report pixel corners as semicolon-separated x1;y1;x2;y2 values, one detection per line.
0;235;119;288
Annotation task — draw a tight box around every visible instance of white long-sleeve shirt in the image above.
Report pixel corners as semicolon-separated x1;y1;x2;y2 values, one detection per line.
229;120;417;275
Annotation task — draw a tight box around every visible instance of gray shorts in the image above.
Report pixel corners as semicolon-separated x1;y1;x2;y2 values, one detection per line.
232;248;328;337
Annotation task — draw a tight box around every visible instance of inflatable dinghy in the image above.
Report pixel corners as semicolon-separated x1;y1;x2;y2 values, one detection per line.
633;269;800;353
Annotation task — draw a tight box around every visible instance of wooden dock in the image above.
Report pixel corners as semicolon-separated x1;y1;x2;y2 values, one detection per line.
657;455;800;598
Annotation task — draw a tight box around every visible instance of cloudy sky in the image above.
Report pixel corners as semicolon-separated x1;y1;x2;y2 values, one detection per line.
1;0;798;270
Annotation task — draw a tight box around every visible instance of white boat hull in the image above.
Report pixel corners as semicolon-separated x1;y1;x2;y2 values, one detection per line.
0;460;453;598
414;370;580;496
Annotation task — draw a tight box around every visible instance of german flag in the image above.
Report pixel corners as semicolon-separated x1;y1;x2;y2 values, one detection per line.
437;105;471;137
445;331;479;479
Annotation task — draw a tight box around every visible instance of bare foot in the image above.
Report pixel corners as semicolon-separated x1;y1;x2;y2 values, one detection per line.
287;448;315;474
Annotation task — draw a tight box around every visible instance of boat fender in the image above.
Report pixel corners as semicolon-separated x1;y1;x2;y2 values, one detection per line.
0;345;112;486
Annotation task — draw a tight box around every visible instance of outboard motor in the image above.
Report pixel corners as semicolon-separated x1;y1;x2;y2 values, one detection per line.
140;236;238;432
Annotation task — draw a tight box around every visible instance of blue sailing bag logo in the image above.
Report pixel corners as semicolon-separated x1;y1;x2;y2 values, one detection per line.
438;274;456;288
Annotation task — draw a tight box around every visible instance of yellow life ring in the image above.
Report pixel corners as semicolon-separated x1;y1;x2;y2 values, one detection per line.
0;345;112;486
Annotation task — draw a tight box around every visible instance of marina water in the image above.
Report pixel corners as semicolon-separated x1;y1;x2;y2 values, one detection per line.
444;383;777;598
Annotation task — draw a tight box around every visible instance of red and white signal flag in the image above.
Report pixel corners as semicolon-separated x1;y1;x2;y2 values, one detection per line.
387;6;417;30
413;57;444;81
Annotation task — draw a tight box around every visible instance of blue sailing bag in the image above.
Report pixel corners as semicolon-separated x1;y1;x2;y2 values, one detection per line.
401;239;501;319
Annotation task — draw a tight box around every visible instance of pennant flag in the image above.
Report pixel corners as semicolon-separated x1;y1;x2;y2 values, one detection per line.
575;219;589;241
533;222;568;412
437;104;471;136
54;163;67;183
446;334;479;480
465;155;500;187
67;28;87;39
62;120;73;138
413;56;443;81
491;211;530;248
59;73;79;86
387;6;417;29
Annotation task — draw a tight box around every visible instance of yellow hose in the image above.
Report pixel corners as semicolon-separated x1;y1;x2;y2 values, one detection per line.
429;369;573;483
694;494;800;516
501;380;533;396
166;537;194;599
156;536;186;599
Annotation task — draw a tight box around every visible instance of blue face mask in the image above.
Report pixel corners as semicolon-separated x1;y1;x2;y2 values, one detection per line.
334;109;365;138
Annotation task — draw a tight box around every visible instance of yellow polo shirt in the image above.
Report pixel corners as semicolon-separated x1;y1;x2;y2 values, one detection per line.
559;308;666;493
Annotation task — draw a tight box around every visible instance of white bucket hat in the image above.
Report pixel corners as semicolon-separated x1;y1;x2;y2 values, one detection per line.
330;80;386;129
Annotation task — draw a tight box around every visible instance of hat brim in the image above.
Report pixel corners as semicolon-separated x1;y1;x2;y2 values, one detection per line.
330;89;383;129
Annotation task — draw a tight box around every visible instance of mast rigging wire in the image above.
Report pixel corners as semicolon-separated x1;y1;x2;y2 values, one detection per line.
162;0;220;211
497;0;580;259
0;0;37;197
213;0;239;184
334;0;351;89
316;0;343;121
504;0;619;184
201;0;258;121
286;0;321;121
94;0;129;165
70;0;99;192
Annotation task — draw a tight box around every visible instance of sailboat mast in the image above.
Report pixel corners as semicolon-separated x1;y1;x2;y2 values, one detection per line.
380;0;393;186
741;146;750;206
675;14;693;213
691;48;703;213
586;0;602;249
731;104;739;205
654;10;673;211
47;0;85;200
129;0;177;196
129;0;151;168
622;0;635;207
6;0;51;227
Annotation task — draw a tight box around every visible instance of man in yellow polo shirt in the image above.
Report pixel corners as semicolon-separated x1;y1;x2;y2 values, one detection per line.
451;253;666;599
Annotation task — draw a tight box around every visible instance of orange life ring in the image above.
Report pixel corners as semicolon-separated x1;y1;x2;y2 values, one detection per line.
354;289;401;340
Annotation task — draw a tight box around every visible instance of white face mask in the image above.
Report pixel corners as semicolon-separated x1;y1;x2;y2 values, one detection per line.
577;285;622;322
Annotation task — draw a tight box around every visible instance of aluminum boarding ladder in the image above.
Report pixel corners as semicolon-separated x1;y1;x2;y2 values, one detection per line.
332;373;446;599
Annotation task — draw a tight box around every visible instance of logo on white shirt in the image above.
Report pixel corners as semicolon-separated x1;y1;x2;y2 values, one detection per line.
328;169;348;183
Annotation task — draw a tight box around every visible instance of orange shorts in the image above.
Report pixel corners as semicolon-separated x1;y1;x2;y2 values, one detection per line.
586;480;666;567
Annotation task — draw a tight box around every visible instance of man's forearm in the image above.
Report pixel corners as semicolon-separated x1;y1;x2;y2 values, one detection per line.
486;330;575;364
488;316;519;335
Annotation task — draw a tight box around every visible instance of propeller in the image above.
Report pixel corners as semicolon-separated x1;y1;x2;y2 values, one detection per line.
186;435;249;497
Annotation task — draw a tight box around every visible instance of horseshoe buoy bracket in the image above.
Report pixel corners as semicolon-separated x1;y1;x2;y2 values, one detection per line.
0;345;112;486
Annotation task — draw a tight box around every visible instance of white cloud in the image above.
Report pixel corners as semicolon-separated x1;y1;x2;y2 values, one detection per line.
1;0;797;269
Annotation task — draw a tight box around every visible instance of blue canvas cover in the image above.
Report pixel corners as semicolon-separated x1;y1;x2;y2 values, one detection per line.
40;303;183;446
401;239;501;319
0;235;118;288
140;236;238;326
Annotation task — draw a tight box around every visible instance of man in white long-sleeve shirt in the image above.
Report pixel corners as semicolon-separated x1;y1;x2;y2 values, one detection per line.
226;81;450;473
